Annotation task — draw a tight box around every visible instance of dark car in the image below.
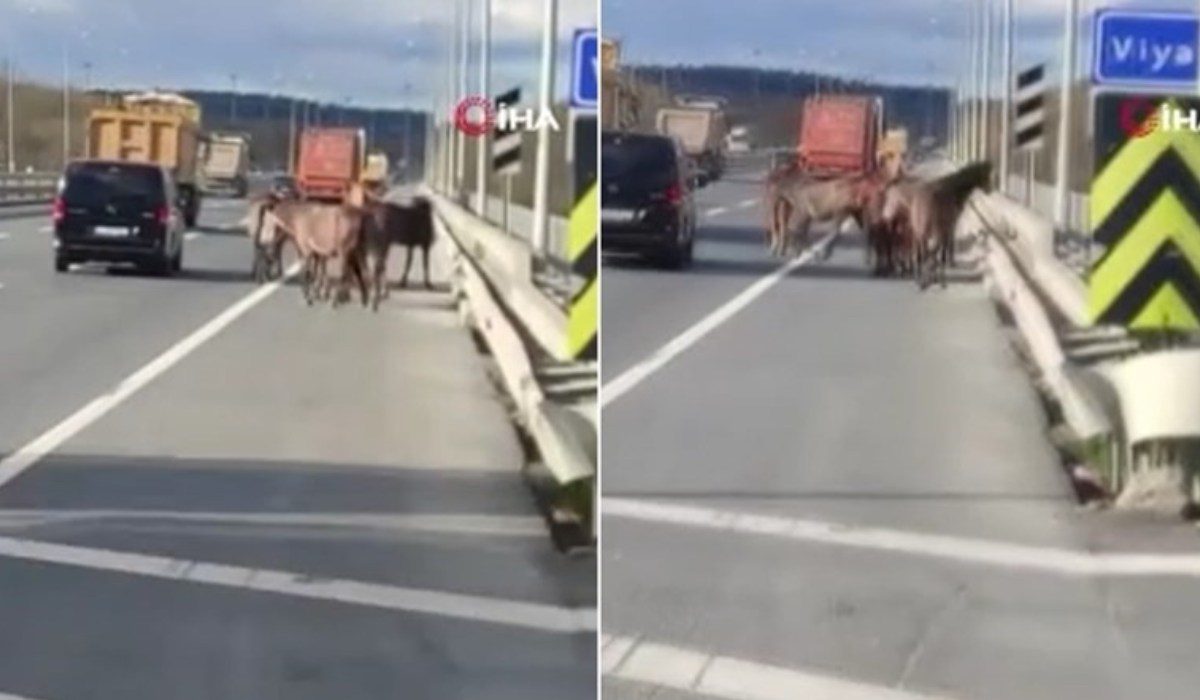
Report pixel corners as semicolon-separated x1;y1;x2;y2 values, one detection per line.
53;160;185;275
270;175;300;200
601;131;696;269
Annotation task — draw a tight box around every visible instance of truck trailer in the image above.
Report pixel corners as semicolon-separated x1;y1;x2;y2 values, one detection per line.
295;128;366;202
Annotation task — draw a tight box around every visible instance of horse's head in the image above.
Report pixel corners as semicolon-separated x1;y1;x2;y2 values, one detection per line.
934;161;993;208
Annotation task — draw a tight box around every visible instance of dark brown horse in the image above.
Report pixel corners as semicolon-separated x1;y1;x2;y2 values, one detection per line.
360;195;436;311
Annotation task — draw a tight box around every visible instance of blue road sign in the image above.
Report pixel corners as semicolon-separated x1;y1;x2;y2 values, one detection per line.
571;29;598;109
1093;10;1199;88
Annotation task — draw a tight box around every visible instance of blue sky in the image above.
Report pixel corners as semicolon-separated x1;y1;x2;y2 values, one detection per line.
0;0;595;110
603;0;1197;88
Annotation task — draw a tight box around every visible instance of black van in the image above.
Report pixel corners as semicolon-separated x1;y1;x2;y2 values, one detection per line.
601;131;696;269
53;160;186;275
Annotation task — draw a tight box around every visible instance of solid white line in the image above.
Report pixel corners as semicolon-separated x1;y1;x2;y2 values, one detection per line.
0;508;547;537
603;498;1200;579
601;234;835;408
0;263;299;490
0;534;594;634
605;635;949;700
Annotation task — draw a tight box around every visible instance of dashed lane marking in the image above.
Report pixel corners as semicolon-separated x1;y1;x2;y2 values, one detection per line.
0;233;9;241
0;535;595;634
38;226;51;233
184;231;200;241
0;262;301;490
604;498;1200;579
603;635;951;700
703;206;729;217
601;233;836;408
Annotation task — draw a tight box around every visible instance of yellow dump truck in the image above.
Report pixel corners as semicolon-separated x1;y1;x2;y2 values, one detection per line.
86;92;204;226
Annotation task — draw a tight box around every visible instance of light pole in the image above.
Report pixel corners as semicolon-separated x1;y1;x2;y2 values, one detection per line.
230;73;238;123
62;46;70;167
456;0;470;192
5;58;14;173
1054;0;1080;231
530;0;558;258
981;0;992;164
475;0;491;214
999;0;1014;192
403;82;413;181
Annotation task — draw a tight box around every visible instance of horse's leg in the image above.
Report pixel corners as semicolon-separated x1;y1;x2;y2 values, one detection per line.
422;245;432;290
400;245;415;288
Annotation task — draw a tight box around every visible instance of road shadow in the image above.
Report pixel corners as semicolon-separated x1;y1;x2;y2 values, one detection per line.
193;224;247;237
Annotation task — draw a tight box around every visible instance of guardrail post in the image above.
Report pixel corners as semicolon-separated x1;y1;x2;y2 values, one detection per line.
530;0;558;259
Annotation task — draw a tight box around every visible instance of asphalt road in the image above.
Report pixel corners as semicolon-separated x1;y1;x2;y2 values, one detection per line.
601;156;1200;700
0;196;595;699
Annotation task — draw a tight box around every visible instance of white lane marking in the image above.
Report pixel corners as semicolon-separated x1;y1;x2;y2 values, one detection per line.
0;692;47;700
601;233;835;408
0;509;547;537
0;534;595;634
0;262;300;490
184;231;200;241
0;232;9;241
704;206;729;217
739;197;758;208
39;226;51;233
604;635;949;700
604;499;1200;579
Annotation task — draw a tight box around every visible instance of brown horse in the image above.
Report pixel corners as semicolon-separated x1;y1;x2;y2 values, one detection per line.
360;196;435;311
882;162;993;289
764;172;867;258
252;197;370;306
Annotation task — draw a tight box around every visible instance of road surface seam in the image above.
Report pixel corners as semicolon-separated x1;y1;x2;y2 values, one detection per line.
0;262;300;490
0;534;596;634
602;233;836;408
604;498;1200;578
603;634;951;700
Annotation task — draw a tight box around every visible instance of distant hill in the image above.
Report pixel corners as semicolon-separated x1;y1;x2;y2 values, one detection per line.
625;64;951;148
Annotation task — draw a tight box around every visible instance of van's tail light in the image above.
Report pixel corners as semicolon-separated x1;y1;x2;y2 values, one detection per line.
51;197;65;224
155;205;171;226
662;182;683;206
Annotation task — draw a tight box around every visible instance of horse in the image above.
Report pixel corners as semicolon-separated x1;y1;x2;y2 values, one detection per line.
360;194;436;311
251;197;370;306
883;162;993;289
764;172;867;258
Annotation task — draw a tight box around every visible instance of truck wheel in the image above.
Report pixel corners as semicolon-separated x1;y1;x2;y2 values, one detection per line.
54;255;69;273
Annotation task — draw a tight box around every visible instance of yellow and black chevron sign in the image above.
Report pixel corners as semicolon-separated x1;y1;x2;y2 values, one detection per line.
1090;94;1200;330
567;181;598;360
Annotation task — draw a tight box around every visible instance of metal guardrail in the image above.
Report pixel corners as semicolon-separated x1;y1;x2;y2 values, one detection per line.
0;172;57;206
973;183;1200;502
425;188;596;534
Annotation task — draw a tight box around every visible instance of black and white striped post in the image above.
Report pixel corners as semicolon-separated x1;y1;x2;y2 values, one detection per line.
1015;63;1046;205
492;86;522;232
